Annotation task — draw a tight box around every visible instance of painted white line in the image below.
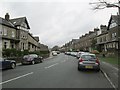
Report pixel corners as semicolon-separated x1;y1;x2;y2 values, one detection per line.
45;63;59;69
101;69;116;89
0;72;33;85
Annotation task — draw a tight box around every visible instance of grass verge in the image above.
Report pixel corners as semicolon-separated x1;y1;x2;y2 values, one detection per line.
99;56;118;67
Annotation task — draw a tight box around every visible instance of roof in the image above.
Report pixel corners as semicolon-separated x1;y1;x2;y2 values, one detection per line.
108;15;119;30
10;17;30;29
28;33;39;42
97;31;108;37
0;16;30;29
71;39;79;43
0;17;15;28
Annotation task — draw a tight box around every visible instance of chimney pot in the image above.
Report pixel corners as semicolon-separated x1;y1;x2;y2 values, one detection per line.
5;13;10;21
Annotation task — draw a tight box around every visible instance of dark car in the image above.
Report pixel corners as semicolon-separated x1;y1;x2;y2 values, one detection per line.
78;54;100;72
21;54;43;65
0;57;16;70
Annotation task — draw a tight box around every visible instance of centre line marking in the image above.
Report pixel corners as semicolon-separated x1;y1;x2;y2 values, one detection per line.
0;72;33;85
45;63;59;69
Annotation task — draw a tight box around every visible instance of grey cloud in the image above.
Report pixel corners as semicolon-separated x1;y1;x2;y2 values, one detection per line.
0;1;118;48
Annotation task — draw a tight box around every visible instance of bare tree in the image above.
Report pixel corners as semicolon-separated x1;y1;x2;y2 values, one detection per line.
89;0;120;12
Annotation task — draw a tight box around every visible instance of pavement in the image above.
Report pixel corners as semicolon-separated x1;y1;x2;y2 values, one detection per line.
100;61;118;89
1;53;117;88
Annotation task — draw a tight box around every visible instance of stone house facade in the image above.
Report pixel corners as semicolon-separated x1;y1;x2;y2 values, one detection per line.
0;13;48;52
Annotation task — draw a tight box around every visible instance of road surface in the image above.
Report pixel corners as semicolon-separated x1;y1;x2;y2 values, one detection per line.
1;53;113;88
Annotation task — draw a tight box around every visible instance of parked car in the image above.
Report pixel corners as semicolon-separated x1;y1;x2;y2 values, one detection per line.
76;52;85;59
0;57;16;69
64;52;71;55
56;51;60;54
78;53;100;71
70;52;78;57
21;54;43;65
52;51;57;56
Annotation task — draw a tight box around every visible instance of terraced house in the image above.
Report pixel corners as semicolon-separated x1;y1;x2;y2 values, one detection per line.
96;15;119;55
62;14;119;56
0;13;47;52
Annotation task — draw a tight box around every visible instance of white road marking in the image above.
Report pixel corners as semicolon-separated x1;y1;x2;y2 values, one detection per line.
45;63;59;69
0;72;33;85
101;69;116;89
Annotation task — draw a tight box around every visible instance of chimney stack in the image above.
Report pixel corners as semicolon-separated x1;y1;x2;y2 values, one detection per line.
5;13;10;21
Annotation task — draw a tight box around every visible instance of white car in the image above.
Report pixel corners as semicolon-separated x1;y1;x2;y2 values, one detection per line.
76;52;85;59
52;51;57;56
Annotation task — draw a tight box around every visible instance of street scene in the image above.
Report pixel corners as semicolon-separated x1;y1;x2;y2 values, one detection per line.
0;0;119;89
0;53;117;88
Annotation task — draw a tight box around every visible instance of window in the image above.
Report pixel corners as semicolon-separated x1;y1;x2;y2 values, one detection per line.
23;43;24;50
110;22;117;29
99;38;102;42
0;29;2;35
4;42;7;49
112;33;117;39
116;43;118;49
104;36;106;41
11;42;14;48
32;44;34;48
4;28;7;36
12;31;15;37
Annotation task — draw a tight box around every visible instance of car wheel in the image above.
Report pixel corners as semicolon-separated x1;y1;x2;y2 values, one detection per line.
40;60;43;63
21;63;24;65
78;67;80;71
31;61;35;65
11;63;16;69
96;69;100;72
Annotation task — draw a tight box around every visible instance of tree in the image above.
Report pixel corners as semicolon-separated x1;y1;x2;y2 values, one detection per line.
89;0;120;10
91;39;97;50
51;46;60;51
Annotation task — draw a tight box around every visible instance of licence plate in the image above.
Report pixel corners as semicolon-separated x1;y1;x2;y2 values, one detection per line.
85;66;93;69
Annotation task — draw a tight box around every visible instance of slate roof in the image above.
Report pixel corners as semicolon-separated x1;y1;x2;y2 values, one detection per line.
11;17;30;29
108;15;120;30
0;16;30;29
0;17;15;28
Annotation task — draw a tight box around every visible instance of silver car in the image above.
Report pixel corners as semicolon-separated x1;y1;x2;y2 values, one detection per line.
78;54;100;71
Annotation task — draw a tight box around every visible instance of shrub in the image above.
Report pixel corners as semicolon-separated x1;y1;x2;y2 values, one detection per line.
91;50;100;54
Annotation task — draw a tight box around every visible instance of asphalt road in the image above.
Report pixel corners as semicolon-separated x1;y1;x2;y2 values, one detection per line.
1;53;113;88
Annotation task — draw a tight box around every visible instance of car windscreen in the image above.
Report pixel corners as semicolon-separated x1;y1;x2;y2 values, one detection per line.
81;55;96;60
23;54;38;58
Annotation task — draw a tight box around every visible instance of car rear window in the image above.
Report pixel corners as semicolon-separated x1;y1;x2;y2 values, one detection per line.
81;55;96;60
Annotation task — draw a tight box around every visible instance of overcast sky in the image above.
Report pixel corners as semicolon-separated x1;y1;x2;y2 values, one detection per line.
0;0;118;48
